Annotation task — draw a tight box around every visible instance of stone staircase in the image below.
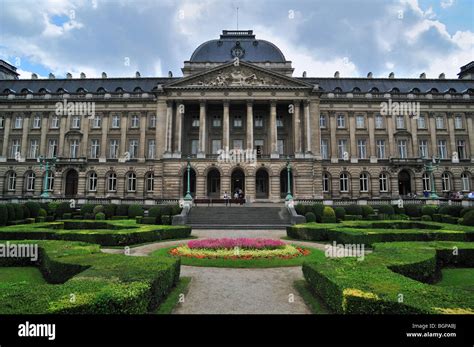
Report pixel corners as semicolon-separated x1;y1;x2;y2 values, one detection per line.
187;205;292;229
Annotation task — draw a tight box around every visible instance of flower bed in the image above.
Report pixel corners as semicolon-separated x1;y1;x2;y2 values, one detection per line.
170;238;309;259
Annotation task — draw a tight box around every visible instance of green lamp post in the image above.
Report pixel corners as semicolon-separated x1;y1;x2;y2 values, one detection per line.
285;156;293;201
423;155;440;199
37;155;57;198
184;156;193;201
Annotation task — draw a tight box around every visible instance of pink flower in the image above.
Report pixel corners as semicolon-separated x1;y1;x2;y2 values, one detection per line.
187;238;285;250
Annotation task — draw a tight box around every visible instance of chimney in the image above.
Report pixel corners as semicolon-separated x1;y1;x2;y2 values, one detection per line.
419;72;426;79
102;72;107;79
31;73;38;79
334;71;340;78
48;73;55;79
367;72;373;78
66;72;72;79
80;72;86;79
389;72;395;79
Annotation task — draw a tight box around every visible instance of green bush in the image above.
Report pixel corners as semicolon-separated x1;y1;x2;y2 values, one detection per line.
39;202;51;216
421;215;432;221
334;207;346;221
311;204;325;223
116;204;129;217
48;202;59;217
438;205;464;217
93;205;105;215
367;214;379;220
421;205;439;217
83;213;94;220
0;205;7;226
141;217;157;225
404;204;422;218
104;204;117;219
111;216;128;220
432;214;443;222
345;215;363;221
321;206;337;223
441;215;459;224
171;204;182;216
295;203;308;216
13;204;24;220
148;206;162;223
6;203;15;222
80;204;96;215
305;212;316;222
95;212;105;220
25;218;35;224
22;205;30;219
38;208;47;217
461;211;474;226
460;207;474;218
135;216;143;224
374;204;395;215
24;201;41;218
361;205;374;218
344;205;363;216
56;202;72;219
161;215;171;225
36;217;45;223
62;213;72;219
128;204;144;218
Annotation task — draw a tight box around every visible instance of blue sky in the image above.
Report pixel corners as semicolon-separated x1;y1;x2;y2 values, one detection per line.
0;0;472;79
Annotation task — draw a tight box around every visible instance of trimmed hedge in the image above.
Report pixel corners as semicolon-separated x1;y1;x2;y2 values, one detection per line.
438;205;464;217
24;201;41;218
80;204;96;215
128;204;144;219
344;205;363;216
321;206;337;223
0;240;180;314
116;204;129;217
334;207;345;221
305;212;316;223
404;204;422;218
461;210;474;226
104;204;117;219
361;205;374;218
0;205;7;226
421;205;438;217
374;204;395;215
302;241;474;314
95;212;105;220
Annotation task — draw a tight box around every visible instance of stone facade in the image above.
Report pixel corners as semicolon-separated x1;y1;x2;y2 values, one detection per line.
0;30;473;202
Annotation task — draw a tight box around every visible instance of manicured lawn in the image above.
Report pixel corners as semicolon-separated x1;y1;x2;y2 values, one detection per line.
294;280;331;314
105;236;198;249
0;267;46;285
151;245;325;268
154;277;192;314
435;268;474;293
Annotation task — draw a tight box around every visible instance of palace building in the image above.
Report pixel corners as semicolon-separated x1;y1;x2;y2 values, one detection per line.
0;30;473;202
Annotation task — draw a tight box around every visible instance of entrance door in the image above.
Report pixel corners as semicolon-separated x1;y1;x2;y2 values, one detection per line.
231;169;245;195
255;169;269;199
65;169;78;197
207;169;221;198
398;170;412;196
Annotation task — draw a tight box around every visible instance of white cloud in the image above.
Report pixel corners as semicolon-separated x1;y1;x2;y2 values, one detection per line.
441;0;455;9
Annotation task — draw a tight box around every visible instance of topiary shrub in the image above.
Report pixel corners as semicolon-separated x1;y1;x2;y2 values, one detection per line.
305;212;316;222
460;207;474;218
24;201;41;218
438;205;464;217
460;210;474;226
116;204;129;217
375;204;395;215
441;215;459;224
93;205;105;215
404;204;422;218
38;208;47;217
345;215;363;221
6;204;15;222
22;205;30;219
344;205;363;216
13;204;24;220
80;204;96;215
321;206;337;223
161;215;171;225
361;205;374;218
421;205;438;217
62;213;72;219
48;202;59;218
56;202;72;219
421;215;432;221
0;205;7;226
128;204;144;218
104;204;117;219
83;213;95;220
311;204;325;223
171;204;182;216
334;207;345;221
94;212;105;220
295;203;307;216
141;217;157;225
148;206;162;224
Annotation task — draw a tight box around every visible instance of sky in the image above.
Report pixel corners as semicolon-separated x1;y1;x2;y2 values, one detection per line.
0;0;473;79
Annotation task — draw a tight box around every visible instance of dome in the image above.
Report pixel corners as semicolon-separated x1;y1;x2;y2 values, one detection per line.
189;30;286;63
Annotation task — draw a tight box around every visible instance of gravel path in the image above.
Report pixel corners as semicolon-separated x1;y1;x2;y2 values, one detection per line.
174;266;310;314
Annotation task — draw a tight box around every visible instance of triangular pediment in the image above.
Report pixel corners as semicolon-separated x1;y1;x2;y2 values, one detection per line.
164;61;313;89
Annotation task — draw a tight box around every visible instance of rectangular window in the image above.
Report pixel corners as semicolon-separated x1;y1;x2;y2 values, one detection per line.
457;140;466;159
149;115;156;128
255;115;263;128
276;115;283;127
109;140;119;159
376;140;385;159
147;139;156;159
277;139;284;155
233;115;242;128
192;115;200;128
419;140;429;158
212;115;221;127
0;116;4;129
10;139;20;158
129;140;138;159
337;115;345;128
417;115;426;129
131;115;140;128
436;116;445;129
233;139;243;150
92;116;101;128
90;139;100;159
255;139;264;157
337;139;347;159
29;139;39;159
72;116;81;129
48;139;58;158
357;139;367;159
356;115;365;129
396;116;405;129
437;140;447;159
398;140;407;159
375;115;384;129
455;116;463;129
15;116;23;129
320;115;327;128
50;116;59;129
212;140;222;154
191;140;199;155
320;139;329;160
112;115;120;128
70;139;79;158
33;115;41;129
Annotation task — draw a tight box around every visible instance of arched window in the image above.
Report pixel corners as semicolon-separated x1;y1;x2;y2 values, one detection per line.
379;173;389;192
107;173;117;192
422;173;431;192
359;173;369;192
441;172;451;192
127;172;137;192
339;173;349;192
26;172;35;191
88;172;98;192
146;172;154;193
461;173;470;192
7;172;16;191
322;172;330;193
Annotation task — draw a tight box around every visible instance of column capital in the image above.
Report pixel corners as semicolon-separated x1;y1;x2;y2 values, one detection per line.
270;100;277;108
166;100;174;107
366;111;374;117
223;99;230;107
199;100;207;106
303;100;310;107
246;99;253;106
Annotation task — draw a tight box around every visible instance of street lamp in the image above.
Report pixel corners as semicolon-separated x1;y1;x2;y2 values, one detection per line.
423;155;440;199
37;155;57;198
285;156;293;201
184;156;193;201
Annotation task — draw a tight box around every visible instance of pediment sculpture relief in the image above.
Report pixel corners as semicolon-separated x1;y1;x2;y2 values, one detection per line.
190;67;282;87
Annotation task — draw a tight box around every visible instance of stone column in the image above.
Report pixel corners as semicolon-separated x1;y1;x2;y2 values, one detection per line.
156;100;167;159
246;100;253;150
429;113;437;157
120;113;128;158
310;100;320;156
21;113;30;158
386;115;395;158
270;101;278;158
348;112;357;162
466;113;474;162
100;112;109;161
304;101;312;156
81;114;90;158
1;114;12;158
198;101;206;158
58;115;68;157
368;112;376;163
410;114;418;158
447;113;456;161
174;101;183;156
293;101;302;157
329;112;338;162
138;111;147;162
164;101;173;157
223;100;230;150
39;113;49;156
